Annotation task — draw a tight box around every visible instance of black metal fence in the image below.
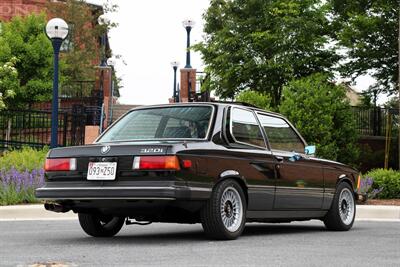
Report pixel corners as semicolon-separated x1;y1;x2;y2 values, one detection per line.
0;109;87;149
351;107;399;136
60;80;98;98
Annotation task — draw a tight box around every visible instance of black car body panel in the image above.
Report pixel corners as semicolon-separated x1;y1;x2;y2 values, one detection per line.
36;103;359;223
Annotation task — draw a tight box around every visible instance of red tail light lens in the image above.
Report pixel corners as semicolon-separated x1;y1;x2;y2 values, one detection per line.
45;158;77;171
133;156;180;170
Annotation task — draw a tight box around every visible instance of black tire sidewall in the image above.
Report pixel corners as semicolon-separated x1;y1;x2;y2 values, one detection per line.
78;213;125;237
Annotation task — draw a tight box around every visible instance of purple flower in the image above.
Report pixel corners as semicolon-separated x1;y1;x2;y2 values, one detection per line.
0;168;45;191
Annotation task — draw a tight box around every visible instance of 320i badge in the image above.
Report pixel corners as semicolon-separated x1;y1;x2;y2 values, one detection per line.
36;103;362;240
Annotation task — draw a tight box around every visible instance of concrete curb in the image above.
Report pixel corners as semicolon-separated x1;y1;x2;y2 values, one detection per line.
0;204;399;221
356;205;400;220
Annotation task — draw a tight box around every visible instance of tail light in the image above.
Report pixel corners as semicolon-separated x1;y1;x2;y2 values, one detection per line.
45;158;77;171
133;156;180;170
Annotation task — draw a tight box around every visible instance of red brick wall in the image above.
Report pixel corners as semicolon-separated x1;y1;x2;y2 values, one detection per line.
0;0;47;21
179;68;197;102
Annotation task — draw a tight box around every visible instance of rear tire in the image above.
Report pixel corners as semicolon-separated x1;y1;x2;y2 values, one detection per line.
201;179;246;240
78;213;125;237
323;182;356;231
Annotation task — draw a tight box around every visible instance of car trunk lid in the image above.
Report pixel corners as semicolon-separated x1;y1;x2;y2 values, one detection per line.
47;143;174;174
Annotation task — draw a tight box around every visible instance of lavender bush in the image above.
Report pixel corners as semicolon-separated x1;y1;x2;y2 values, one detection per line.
359;176;383;200
0;167;45;205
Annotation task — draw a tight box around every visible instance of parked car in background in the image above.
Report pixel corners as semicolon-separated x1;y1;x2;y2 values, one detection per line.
36;103;360;240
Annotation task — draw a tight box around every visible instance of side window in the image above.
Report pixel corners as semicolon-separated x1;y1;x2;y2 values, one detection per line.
258;114;305;153
230;108;265;147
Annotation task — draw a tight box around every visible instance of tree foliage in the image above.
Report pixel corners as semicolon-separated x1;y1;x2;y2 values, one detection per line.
235;90;271;110
0;57;18;109
330;0;399;93
47;0;119;96
279;73;359;165
195;0;338;108
0;1;120;107
0;14;54;106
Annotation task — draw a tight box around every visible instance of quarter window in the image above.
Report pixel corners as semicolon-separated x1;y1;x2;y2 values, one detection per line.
230;108;265;147
257;114;305;153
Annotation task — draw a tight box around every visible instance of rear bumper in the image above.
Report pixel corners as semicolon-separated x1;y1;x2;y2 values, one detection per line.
35;181;211;201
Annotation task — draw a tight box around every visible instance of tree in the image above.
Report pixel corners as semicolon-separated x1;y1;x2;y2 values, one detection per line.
0;57;17;110
0;1;120;107
47;0;120;96
235;90;271;110
279;73;359;165
0;14;55;106
195;0;338;108
330;0;399;94
385;96;399;109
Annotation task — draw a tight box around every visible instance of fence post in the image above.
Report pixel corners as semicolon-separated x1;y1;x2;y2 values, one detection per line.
63;112;68;147
377;108;382;136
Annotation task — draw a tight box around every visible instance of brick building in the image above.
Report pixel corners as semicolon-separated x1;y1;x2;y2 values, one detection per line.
0;0;45;21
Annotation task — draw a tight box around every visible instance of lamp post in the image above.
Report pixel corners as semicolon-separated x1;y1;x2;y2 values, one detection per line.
46;18;69;148
182;19;195;69
398;10;400;170
98;15;109;67
107;58;116;126
171;61;180;102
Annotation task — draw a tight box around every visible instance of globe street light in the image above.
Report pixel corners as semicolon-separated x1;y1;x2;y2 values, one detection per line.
171;61;180;102
45;18;69;148
182;19;195;69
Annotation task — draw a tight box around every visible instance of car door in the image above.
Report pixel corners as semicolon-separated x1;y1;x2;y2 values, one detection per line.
222;107;277;211
257;113;324;210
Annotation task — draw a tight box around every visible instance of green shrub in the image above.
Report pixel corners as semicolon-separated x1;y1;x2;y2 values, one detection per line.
235;90;271;111
364;169;400;199
279;74;359;166
0;146;48;171
0;147;47;205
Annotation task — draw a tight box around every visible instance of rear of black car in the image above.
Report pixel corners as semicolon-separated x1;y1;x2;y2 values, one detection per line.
35;104;215;222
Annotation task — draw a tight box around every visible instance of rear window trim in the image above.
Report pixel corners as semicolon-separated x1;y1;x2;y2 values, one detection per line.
95;104;216;143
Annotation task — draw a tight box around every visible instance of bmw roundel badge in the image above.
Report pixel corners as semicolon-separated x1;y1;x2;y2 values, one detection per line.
101;145;110;154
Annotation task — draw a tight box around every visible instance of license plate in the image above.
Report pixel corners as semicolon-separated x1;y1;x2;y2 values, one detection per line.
87;162;117;180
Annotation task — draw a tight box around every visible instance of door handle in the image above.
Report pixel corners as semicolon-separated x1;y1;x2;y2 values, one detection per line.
275;156;284;162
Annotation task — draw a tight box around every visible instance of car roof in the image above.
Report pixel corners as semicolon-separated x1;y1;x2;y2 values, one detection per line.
128;102;284;118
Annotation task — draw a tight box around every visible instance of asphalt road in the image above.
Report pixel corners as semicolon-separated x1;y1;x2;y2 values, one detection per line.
0;220;399;267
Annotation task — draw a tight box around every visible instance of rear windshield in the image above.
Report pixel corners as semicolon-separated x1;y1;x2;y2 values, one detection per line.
98;106;213;142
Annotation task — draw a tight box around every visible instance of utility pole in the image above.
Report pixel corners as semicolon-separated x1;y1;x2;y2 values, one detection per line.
398;9;400;170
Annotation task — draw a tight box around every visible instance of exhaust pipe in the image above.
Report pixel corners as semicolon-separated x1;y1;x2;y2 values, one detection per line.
44;203;71;213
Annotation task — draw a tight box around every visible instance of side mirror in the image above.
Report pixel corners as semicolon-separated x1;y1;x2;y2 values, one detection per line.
289;153;302;162
305;145;316;155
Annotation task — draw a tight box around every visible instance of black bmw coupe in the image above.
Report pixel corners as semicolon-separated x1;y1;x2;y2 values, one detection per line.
36;102;361;240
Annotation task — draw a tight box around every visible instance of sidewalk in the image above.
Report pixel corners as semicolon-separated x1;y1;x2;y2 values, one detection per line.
0;204;76;221
0;204;399;221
